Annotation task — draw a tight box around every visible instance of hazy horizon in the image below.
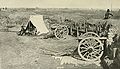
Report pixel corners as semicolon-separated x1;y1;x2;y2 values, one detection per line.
1;7;120;11
0;0;120;9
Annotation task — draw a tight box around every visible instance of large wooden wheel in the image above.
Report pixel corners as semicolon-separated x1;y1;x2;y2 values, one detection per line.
54;25;67;39
78;37;104;61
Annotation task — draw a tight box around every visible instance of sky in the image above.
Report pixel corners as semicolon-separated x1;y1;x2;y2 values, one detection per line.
0;0;120;9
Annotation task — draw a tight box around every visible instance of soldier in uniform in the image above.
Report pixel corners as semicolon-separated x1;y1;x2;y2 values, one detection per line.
107;25;118;59
104;9;113;19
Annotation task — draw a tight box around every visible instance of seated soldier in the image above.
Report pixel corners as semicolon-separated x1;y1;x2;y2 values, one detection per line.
100;28;118;69
106;34;120;69
18;26;26;36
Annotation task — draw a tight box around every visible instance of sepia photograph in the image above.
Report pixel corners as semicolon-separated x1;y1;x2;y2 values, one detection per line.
0;0;120;69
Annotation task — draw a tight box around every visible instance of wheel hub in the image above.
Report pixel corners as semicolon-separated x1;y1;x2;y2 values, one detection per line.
88;46;94;53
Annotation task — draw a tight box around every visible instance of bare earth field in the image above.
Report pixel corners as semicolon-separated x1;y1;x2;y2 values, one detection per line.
0;31;102;69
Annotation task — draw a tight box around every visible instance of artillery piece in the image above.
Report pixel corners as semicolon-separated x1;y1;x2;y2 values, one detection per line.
64;18;115;61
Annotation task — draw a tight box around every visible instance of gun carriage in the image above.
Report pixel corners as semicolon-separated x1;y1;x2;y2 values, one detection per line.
65;18;109;61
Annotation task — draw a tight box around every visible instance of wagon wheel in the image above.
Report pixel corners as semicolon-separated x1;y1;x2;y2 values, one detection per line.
78;37;104;61
54;25;67;39
82;32;100;38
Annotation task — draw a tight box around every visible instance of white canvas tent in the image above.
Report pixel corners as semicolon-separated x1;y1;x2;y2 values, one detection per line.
28;15;49;35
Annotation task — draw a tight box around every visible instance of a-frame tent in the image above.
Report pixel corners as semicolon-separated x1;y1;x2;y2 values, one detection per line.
26;15;49;35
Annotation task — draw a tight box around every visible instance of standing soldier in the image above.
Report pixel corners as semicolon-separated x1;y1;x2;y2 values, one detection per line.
104;9;113;19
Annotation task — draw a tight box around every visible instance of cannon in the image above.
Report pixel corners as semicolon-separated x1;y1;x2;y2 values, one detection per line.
63;17;117;61
73;19;117;61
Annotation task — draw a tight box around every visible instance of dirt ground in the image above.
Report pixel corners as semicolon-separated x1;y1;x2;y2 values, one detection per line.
0;31;103;69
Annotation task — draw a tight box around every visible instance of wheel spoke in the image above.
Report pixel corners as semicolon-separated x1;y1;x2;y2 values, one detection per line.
91;53;98;58
91;40;99;46
87;54;91;59
57;33;61;37
93;42;99;47
87;39;94;46
82;43;89;48
85;42;90;46
94;46;103;51
56;31;63;38
83;52;88;57
80;47;87;49
87;38;91;43
89;53;94;59
93;50;100;55
92;54;97;58
81;49;88;53
57;31;62;36
93;49;102;56
94;45;102;48
83;41;89;45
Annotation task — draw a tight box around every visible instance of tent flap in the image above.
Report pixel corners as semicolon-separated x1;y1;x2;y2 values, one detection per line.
30;15;49;35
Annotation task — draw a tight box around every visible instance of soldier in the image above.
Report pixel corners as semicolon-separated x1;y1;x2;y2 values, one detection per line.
106;34;120;69
107;25;118;59
17;25;26;36
100;26;118;69
104;9;113;19
112;34;119;59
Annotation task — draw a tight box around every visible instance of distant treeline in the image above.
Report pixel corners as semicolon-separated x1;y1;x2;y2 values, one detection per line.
0;8;120;19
